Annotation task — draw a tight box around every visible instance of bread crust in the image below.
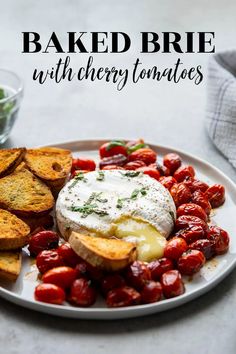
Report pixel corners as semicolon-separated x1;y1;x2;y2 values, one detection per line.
69;232;137;271
0;148;26;178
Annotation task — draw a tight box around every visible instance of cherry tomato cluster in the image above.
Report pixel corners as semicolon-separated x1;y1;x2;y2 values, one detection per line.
32;139;230;308
33;231;185;306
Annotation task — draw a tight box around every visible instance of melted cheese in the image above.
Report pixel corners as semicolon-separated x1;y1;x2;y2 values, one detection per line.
56;170;176;262
114;217;166;262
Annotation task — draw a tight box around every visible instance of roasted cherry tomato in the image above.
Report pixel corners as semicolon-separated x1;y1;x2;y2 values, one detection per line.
163;153;182;174
175;215;208;234
68;278;97;307
205;184;225;208
173;165;195;182
207;226;230;255
75;262;89;279
188;239;215;260
42;266;77;289
106;286;141;307
149;163;170;177
99;141;128;158
34;283;65;305
191;190;211;215
57;243;82;267
28;231;59;256
140;281;163;304
183;177;209;193
72;157;96;172
170;183;192;207
101;274;126;296
175;225;206;244
159;176;177;190
129;148;157;165
137;166;160;181
101;165;125;170
125;261;151;290
99;154;127;169
124;160;146;170
36;250;64;274
177;203;208;222
161;270;185;298
148;258;174;281
164;237;188;260
177;250;205;275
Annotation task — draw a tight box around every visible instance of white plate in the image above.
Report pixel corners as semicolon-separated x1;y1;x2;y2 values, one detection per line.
0;140;236;320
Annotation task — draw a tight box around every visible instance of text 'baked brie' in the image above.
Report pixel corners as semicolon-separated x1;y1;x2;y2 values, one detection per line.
56;170;176;262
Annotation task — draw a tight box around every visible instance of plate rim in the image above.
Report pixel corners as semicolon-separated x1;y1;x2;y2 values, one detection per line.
1;139;236;320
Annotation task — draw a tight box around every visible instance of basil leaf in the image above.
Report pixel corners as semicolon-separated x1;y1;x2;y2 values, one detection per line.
127;143;148;154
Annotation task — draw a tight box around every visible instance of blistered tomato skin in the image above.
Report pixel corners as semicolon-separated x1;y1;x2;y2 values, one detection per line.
175;225;206;244
69;278;97;307
175;215;208;234
101;165;125;170
125;261;151;290
101;274;126;296
99;154;127;169
161;270;185;298
177;203;208;222
36;250;64;274
28;231;59;256
129;148;157;165
141;281;163;304
205;184;225;208
207;226;230;255
191;191;211;215
170;183;192;207
34;283;65;305
173;166;195;182
106;286;141;307
137;167;160;181
124;160;146;170
99;142;128;158
164;237;188;260
159;176;177;190
72;158;96;172
148;258;174;281
177;250;206;275
42;266;77;289
188;239;215;260
149;163;170;177
57;243;82;267
163;153;182;174
184;178;209;193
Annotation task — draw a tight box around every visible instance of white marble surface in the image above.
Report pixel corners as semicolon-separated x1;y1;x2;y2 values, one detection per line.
0;1;236;353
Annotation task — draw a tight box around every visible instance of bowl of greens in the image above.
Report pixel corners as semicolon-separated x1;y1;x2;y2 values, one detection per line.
0;69;23;144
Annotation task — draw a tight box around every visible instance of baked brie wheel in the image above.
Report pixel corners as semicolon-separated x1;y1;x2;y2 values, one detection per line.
56;170;176;262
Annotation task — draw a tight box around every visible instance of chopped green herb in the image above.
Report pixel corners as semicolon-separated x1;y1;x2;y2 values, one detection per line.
106;140;126;151
68;172;87;190
71;204;108;218
127;143;148;154
116;187;149;209
123;171;140;178
0;89;5;100
96;171;105;181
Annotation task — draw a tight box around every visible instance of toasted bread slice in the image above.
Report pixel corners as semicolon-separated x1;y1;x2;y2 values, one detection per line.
69;232;137;271
0;148;26;177
0;168;54;217
0;209;30;250
0;250;22;281
24;147;72;193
